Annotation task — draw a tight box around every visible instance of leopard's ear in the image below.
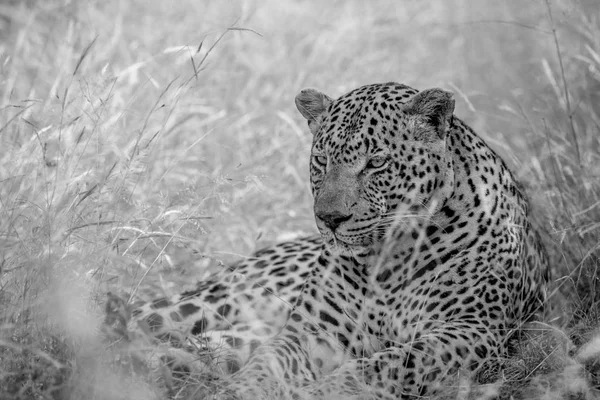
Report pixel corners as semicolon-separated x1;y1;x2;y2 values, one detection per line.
295;89;333;135
406;88;455;139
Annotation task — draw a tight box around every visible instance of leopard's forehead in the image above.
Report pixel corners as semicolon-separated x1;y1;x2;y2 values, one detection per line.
313;82;419;158
336;82;418;106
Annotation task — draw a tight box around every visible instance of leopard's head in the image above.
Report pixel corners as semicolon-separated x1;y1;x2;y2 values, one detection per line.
295;82;455;251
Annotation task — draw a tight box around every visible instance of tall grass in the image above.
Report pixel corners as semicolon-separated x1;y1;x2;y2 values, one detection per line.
0;0;598;398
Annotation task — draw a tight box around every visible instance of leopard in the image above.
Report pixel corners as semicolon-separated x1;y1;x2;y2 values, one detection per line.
105;82;549;399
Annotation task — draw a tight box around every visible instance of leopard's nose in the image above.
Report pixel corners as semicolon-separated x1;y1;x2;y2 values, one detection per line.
316;211;353;232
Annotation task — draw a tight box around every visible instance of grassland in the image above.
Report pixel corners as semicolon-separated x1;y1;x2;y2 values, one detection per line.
0;0;599;398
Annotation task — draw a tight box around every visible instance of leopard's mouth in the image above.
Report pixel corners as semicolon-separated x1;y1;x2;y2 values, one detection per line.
316;215;386;251
323;232;374;250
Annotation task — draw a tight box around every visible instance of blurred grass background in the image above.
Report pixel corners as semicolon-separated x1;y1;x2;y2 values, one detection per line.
0;0;599;398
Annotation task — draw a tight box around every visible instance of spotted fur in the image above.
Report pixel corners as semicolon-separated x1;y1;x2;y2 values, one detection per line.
107;82;549;399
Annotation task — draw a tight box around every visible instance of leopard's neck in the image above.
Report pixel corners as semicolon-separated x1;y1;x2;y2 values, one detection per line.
441;117;528;226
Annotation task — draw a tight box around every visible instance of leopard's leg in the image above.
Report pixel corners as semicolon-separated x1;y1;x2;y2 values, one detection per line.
308;320;500;399
220;318;499;400
182;321;285;375
215;334;322;399
216;264;355;398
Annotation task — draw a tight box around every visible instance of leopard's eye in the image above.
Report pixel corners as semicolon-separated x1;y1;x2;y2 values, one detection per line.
366;157;388;169
312;155;327;167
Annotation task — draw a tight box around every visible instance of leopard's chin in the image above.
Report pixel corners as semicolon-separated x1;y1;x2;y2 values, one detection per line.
321;233;376;256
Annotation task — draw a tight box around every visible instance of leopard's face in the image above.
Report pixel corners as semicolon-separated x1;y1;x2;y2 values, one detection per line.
296;83;456;250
